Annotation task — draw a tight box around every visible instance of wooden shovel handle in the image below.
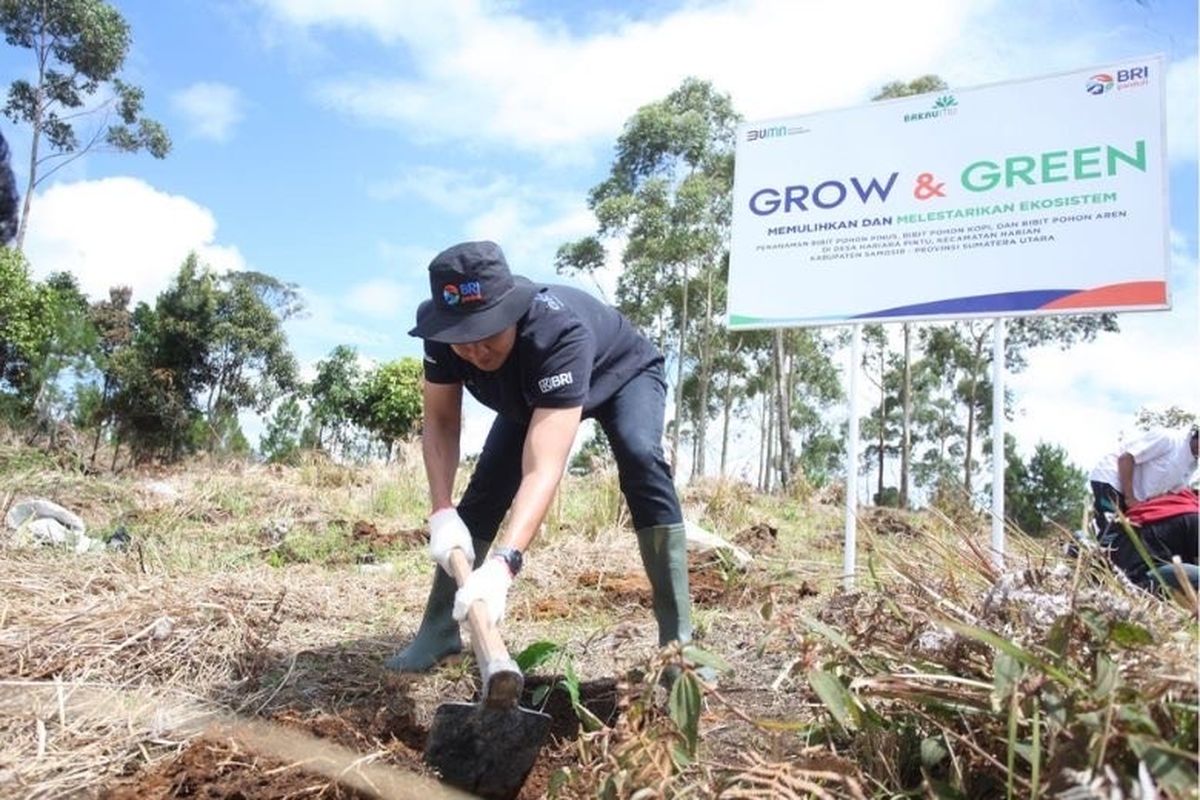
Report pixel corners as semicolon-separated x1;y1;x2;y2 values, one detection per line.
446;548;520;705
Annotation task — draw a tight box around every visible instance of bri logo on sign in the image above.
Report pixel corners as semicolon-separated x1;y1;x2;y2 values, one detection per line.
443;281;484;306
1087;66;1149;95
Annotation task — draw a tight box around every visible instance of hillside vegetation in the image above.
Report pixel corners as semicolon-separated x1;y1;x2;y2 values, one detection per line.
1;433;1195;800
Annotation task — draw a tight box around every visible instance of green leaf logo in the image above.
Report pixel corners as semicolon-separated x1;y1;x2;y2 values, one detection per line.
933;95;958;109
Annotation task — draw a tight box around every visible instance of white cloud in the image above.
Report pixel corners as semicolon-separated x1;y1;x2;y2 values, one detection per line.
259;0;1189;172
171;82;246;142
22;177;246;303
342;277;411;318
263;0;981;156
367;166;515;211
1166;55;1197;164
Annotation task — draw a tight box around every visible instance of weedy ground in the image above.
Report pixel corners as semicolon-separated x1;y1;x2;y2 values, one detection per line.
0;435;1195;799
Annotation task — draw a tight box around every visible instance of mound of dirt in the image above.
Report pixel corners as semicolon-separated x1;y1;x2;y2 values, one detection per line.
859;507;924;537
734;522;778;553
102;737;383;800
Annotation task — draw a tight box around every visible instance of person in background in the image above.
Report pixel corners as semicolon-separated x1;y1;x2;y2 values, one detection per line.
1102;487;1198;596
1;129;18;245
386;241;695;674
1087;425;1198;535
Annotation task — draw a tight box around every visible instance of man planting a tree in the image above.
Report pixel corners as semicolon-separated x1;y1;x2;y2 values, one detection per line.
386;240;695;673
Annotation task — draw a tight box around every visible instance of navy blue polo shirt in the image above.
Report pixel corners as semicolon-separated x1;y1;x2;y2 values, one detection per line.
423;284;661;422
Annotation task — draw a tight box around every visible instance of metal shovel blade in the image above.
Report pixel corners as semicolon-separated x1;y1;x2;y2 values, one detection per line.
425;701;552;800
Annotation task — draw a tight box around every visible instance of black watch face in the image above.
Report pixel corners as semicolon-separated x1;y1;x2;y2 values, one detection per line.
498;548;522;575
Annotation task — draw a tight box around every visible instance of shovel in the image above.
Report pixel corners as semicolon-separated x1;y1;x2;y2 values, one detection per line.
424;548;552;800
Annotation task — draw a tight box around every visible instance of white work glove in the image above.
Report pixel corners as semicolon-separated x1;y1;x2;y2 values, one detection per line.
452;558;513;625
427;508;474;574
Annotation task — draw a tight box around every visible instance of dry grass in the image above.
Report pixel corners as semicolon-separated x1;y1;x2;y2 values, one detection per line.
1;440;1196;799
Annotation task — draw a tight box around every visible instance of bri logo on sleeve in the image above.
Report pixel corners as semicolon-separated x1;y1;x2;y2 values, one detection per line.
537;371;574;393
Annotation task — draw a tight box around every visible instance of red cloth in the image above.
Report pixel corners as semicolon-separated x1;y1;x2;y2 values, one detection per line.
1126;489;1199;525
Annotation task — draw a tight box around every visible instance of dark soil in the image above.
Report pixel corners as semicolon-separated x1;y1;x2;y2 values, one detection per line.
100;678;620;800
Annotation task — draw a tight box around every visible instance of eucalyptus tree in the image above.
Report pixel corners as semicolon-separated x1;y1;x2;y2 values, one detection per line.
558;77;739;472
1;0;170;248
204;271;302;449
85;284;131;464
921;314;1118;498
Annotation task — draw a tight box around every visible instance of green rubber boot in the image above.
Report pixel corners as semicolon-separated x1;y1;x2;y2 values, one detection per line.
384;537;490;673
636;524;693;647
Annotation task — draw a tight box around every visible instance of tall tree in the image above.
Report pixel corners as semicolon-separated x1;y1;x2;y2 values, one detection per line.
558;77;738;474
109;257;216;460
356;357;423;463
260;394;304;464
86;284;131;464
1004;437;1088;535
309;344;363;456
920;314;1118;498
204;271;301;447
2;0;170;248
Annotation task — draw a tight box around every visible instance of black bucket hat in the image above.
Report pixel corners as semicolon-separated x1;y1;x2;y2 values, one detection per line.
408;241;539;343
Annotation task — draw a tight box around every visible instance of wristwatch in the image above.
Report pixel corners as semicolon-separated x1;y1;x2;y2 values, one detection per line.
491;546;524;577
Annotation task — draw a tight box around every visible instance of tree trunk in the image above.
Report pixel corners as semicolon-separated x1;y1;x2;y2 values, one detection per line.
15;31;50;251
900;323;912;508
720;373;734;475
962;325;986;495
671;262;690;474
89;376;111;467
760;390;772;492
877;337;885;503
693;262;714;478
772;330;791;489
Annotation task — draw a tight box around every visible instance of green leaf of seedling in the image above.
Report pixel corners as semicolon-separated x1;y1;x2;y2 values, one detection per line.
941;619;1072;685
668;671;702;757
799;614;857;658
531;684;551;706
1109;620;1154;648
1044;617;1070;656
1117;706;1161;734
682;644;731;675
1129;737;1200;794
992;651;1022;710
807;668;861;732
560;660;582;708
1078;608;1110;639
1092;653;1120;700
548;767;570;796
577;704;605;733
759;598;773;622
516;640;561;672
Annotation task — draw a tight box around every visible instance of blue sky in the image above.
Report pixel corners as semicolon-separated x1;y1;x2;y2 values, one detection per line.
2;0;1197;484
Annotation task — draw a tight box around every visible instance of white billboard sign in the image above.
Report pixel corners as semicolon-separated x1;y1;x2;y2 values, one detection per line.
727;56;1169;328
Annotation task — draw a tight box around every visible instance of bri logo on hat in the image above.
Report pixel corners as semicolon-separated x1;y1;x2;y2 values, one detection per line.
442;280;484;306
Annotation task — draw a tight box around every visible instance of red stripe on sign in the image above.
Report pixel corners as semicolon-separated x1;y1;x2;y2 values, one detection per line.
1041;281;1167;309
